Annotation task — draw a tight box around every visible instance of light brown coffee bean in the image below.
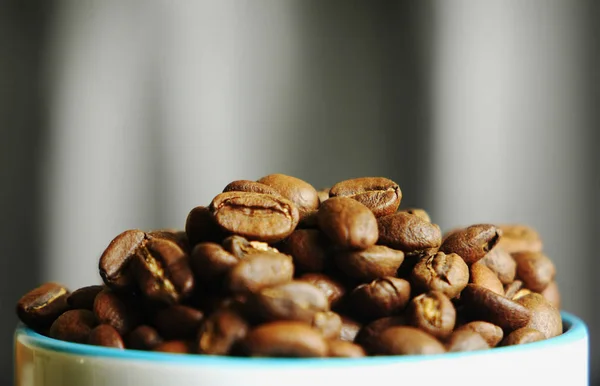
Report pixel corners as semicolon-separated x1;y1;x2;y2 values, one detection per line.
541;281;561;309
478;247;517;285
329;177;401;217
154;340;194;354
222;235;279;259
88;324;125;349
298;273;346;309
411;252;469;299
93;289;141;335
335;245;404;282
279;229;330;273
190;242;239;289
243;321;328;357
504;280;524;299
339;316;362;342
445;330;489;352
398;208;431;223
377;212;442;253
154;305;204;340
311;311;342;340
496;224;543;254
469;262;504;295
197;307;249;355
227;252;294;294
512;251;555;293
126;325;163;351
67;285;104;311
257;174;320;218
350;277;411;320
502;327;546;346
253;281;329;323
317;197;378;249
407;291;456;340
317;188;330;204
222;180;283;196
354;316;408;353
99;229;146;291
371;326;445;356
17;282;70;329
185;206;227;246
515;293;562;338
440;224;500;265
454;321;503;347
49;309;98;344
327;340;366;357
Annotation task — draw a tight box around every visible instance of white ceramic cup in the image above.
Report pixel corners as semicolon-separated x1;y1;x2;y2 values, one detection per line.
14;311;588;386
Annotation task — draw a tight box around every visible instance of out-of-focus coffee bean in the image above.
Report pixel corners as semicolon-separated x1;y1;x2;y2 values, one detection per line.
222;180;283;196
339;316;362;342
297;273;346;309
350;277;411;320
445;330;489;352
154;305;204;340
67;285;104;311
253;281;329;323
512;251;556;293
88;324;125;349
440;224;500;265
126;325;163;351
222;235;279;259
190;242;239;289
329;177;401;218
93;289;141;335
154;340;194;354
227;251;294;294
279;229;330;273
541;281;561;309
454;321;503;347
335;245;404;282
354;316;408;353
257;174;320;219
478;247;517;285
311;311;342;340
502;327;546;346
469;262;504;295
49;309;97;344
185;206;227;246
411;252;469;299
398;208;431;223
370;326;445;356
243;321;328;357
377;212;442;254
327;340;366;357
504;280;524;300
317;197;378;249
407;291;456;340
99;229;146;291
317;188;330;204
515;293;562;338
196;307;249;355
496;224;543;254
17;282;70;329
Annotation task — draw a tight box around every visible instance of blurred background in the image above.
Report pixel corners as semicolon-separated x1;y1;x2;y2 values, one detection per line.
1;0;598;383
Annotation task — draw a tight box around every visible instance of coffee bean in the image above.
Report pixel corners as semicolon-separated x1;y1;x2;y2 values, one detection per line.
504;280;524;300
377;212;442;253
243;321;327;357
185;206;227;246
327;340;366;357
223;235;279;258
257;174;319;218
478;246;516;285
354;316;408;353
411;252;469;299
17;282;70;329
541;281;561;309
67;285;104;311
197;307;249;355
99;229;146;291
88;324;125;349
496;224;543;254
502;327;546;346
222;180;283;197
227;251;294;294
469;262;504;295
407;291;456;340
317;188;330;204
339;316;362;342
445;330;489;352
440;224;500;265
297;273;346;308
49;309;97;343
370;326;445;356
515;293;562;338
147;229;191;254
329;177;401;217
93;289;141;335
126;325;163;351
311;311;342;340
398;208;431;223
210;191;300;243
335;245;404;282
154;305;204;340
512;251;556;293
253;281;329;323
277;229;330;273
454;321;503;347
350;277;411;320
154;340;194;354
190;242;239;289
317;197;378;249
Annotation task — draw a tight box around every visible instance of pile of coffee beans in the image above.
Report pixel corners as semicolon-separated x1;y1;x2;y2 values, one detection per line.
16;174;562;357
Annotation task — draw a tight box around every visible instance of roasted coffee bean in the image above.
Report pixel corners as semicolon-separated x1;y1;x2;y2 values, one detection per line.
445;330;489;352
350;277;411;320
99;229;146;290
335;245;404;282
504;280;524;299
185;206;226;246
317;188;330;204
496;224;543;254
17;282;70;329
227;251;294;294
541;281;561;309
329;177;401;217
311;311;342;340
407;291;456;340
243;321;328;357
67;285;104;310
190;242;239;289
354;316;408;352
147;229;190;253
126;325;163;351
257;174;320;218
398;208;431;223
370;326;445;356
512;251;555;293
253;281;329;322
478;247;517;285
327;340;366;357
440;224;500;265
454;321;503;347
377;212;442;253
411;252;469;299
317;197;378;249
210;191;300;243
196;307;249;355
460;284;531;331
93;289;141;335
49;309;97;343
222;235;279;259
297;273;346;308
469;262;504;295
278;229;330;273
154;340;194;354
88;324;125;349
339;316;362;342
502;327;546;346
154;305;204;340
222;180;283;196
515;293;562;338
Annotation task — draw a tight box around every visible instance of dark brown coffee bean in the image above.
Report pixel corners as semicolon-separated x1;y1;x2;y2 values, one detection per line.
440;224;500;265
99;229;146;290
478;246;517;285
66;285;104;311
460;284;531;331
16;282;70;329
502;327;546;346
370;326;445;356
297;273;346;308
317;197;378;249
190;242;239;289
93;289;141;335
541;281;561;309
222;235;279;259
147;229;191;254
154;305;204;340
210;191;300;243
512;251;555;293
355;316;408;353
339;316;362;342
279;229;330;273
311;311;342;340
411;252;469;299
185;206;227;246
454;321;503;347
407;291;456;340
222;180;283;196
515;293;562;338
49;309;97;343
496;224;543;254
329;177;401;218
350;277;411;320
377;212;442;253
197;307;249;355
445;330;489;352
253;281;329;323
297;210;319;229
469;262;504;295
335;245;404;282
257;174;319;218
327;340;366;357
317;188;330;204
398;208;431;223
504;280;524;299
154;340;194;354
243;321;327;357
227;251;294;294
88;324;125;349
126;325;163;351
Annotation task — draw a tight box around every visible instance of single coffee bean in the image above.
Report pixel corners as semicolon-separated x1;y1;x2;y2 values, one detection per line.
339;316;362;342
185;206;227;246
504;280;524;299
147;229;191;254
439;224;500;265
257;174;320;218
49;309;97;344
469;262;504;295
317;188;330;204
407;291;456;340
350;277;411;320
377;212;442;253
16;282;70;329
454;321;503;347
67;285;104;311
154;340;194;354
154;305;204;340
335;245;404;282
297;273;346;309
253;281;329;323
197;307;249;355
515;293;562;338
88;324;125;349
243;321;328;357
354;316;408;353
541;281;561;309
126;325;163;351
222;180;283;196
99;229;146;291
502;327;546;346
311;311;342;340
512;251;556;293
398;208;431;223
445;330;489;352
478;246;517;285
317;197;378;249
278;229;330;273
327;340;366;357
210;191;300;243
411;252;469;299
190;242;239;289
222;235;279;259
371;326;445;356
227;251;294;294
93;289;141;335
460;284;531;331
496;224;543;254
329;177;401;217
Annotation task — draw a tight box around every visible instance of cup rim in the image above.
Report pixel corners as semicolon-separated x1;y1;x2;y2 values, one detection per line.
15;311;587;367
